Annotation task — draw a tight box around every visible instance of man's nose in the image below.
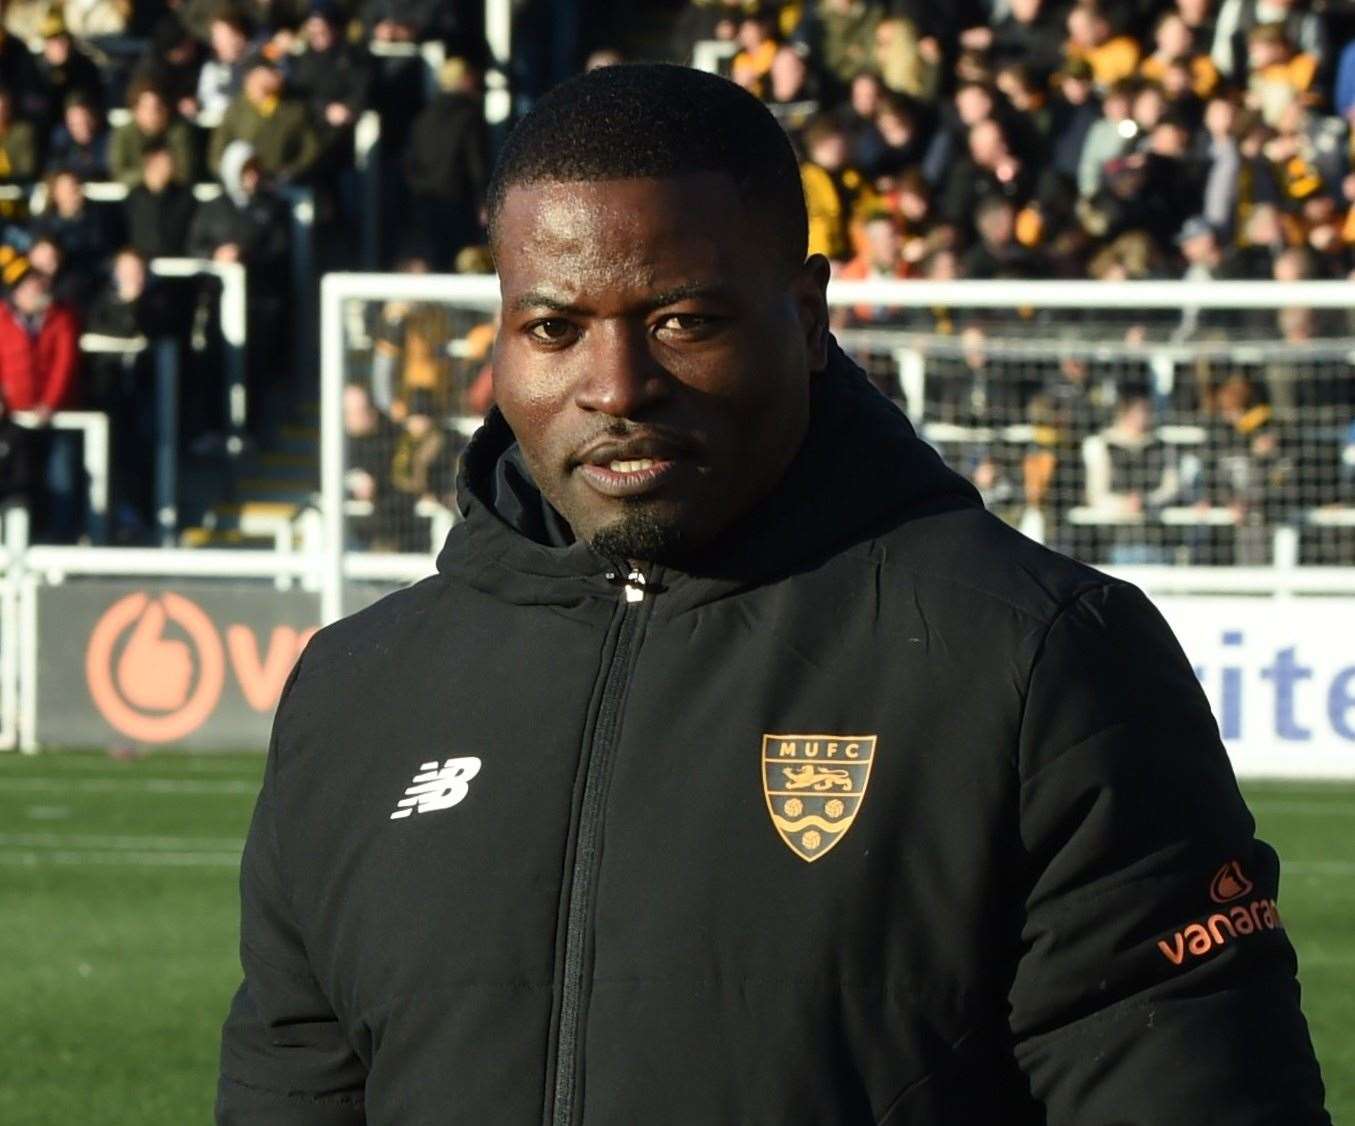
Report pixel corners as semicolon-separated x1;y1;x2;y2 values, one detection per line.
574;321;669;419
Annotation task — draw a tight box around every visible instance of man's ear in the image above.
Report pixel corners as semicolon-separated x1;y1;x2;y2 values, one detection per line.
792;253;832;373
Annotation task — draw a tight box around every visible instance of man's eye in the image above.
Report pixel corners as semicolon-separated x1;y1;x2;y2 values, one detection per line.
527;319;576;343
656;314;716;334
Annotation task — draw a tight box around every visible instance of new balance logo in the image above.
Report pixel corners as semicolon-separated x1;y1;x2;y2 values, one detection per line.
389;757;482;820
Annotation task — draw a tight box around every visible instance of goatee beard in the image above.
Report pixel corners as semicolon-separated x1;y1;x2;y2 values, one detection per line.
587;507;685;565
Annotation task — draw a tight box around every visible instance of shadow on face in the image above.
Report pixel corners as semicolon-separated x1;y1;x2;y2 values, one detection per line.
491;172;828;562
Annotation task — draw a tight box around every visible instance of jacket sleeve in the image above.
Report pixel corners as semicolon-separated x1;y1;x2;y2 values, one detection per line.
217;661;368;1125
40;309;80;411
108;125;139;187
1009;582;1328;1124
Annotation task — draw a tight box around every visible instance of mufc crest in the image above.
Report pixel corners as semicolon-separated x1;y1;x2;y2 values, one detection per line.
762;734;878;862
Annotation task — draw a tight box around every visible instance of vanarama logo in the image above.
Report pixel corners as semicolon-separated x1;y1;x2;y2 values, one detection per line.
1209;858;1254;903
1156;861;1283;967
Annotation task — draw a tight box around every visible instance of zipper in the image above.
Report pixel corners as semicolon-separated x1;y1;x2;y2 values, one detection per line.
550;567;650;1126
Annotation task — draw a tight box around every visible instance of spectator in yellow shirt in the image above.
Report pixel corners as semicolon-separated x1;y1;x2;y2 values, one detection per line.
799;115;878;263
731;11;779;98
1246;23;1318;126
1065;1;1141;90
1139;11;1219;99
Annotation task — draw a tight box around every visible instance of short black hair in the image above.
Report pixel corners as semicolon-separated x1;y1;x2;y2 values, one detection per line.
487;63;808;275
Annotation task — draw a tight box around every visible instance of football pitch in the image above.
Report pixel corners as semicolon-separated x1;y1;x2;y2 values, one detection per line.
0;752;1350;1124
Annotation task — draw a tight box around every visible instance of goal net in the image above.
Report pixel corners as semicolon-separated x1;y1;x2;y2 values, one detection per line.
319;275;1355;617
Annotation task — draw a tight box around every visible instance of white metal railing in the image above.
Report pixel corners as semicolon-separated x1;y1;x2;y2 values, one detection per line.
148;258;248;437
11;409;110;541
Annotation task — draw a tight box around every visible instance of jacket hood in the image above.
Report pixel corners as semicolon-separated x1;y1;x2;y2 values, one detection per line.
219;140;256;207
440;340;982;611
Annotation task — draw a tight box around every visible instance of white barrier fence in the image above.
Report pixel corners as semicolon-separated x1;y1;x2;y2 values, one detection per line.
2;275;1354;772
2;544;1354;775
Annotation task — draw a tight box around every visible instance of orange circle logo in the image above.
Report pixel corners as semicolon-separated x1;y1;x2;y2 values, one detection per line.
85;592;226;743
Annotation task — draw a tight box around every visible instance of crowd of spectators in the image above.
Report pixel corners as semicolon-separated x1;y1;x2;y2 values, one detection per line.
672;0;1355;563
0;0;491;542
2;0;1355;560
682;0;1355;290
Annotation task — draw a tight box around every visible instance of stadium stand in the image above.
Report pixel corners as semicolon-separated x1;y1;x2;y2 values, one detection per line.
1;0;1355;570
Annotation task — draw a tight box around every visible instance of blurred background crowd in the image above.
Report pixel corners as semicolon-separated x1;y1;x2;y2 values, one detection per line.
0;0;1353;562
698;0;1355;286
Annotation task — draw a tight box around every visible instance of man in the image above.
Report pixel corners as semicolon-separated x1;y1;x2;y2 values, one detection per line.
43;94;109;180
286;2;373;177
218;65;1329;1123
189;140;290;433
208;59;320;184
0;251;81;541
109;81;200;187
31;168;119;309
85;248;173;540
1175;214;1226;338
342;382;399;549
32;11;103;124
961;194;1050;279
0;86;39;187
196;7;253;123
123;143;195;260
799;114;877;263
403;58;489;269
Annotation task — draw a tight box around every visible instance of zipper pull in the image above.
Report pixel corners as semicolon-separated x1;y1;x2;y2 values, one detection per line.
604;566;648;603
622;568;646;603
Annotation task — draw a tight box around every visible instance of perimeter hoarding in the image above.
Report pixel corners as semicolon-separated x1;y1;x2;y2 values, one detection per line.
33;580;397;751
1154;596;1355;779
23;580;1355;776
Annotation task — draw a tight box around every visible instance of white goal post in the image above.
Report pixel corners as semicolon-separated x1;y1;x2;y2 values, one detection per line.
318;274;1355;624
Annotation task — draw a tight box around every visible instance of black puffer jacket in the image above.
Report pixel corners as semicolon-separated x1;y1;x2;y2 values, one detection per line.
218;345;1328;1125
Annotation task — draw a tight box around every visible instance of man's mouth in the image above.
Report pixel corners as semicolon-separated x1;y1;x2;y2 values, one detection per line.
574;438;689;499
578;457;680;498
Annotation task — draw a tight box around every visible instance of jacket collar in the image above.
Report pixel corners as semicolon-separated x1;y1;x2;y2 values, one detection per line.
441;339;982;614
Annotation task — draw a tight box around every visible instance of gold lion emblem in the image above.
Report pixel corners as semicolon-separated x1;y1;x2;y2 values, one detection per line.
762;734;878;862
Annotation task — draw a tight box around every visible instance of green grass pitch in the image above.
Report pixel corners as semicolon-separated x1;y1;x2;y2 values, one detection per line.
1;752;1351;1123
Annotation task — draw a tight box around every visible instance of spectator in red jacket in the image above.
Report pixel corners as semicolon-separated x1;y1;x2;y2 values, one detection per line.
0;253;79;415
0;250;82;540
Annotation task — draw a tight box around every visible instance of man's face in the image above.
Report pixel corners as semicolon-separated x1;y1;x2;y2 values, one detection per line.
968;120;1005;166
769;47;805;99
955;85;993;126
1182;231;1216;263
28;241;59;276
51;173;82;215
306;15;335;51
808;132;847;171
134;91;168;134
246;67;281;104
66;104;95;142
1157;15;1192;56
343;385;376;433
12;273;51;316
43;33;70;65
864;219;899;267
113;252;146;298
211;21;247;63
977;203;1014;246
850;74;880;118
493;173;828;562
143;149;173;190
